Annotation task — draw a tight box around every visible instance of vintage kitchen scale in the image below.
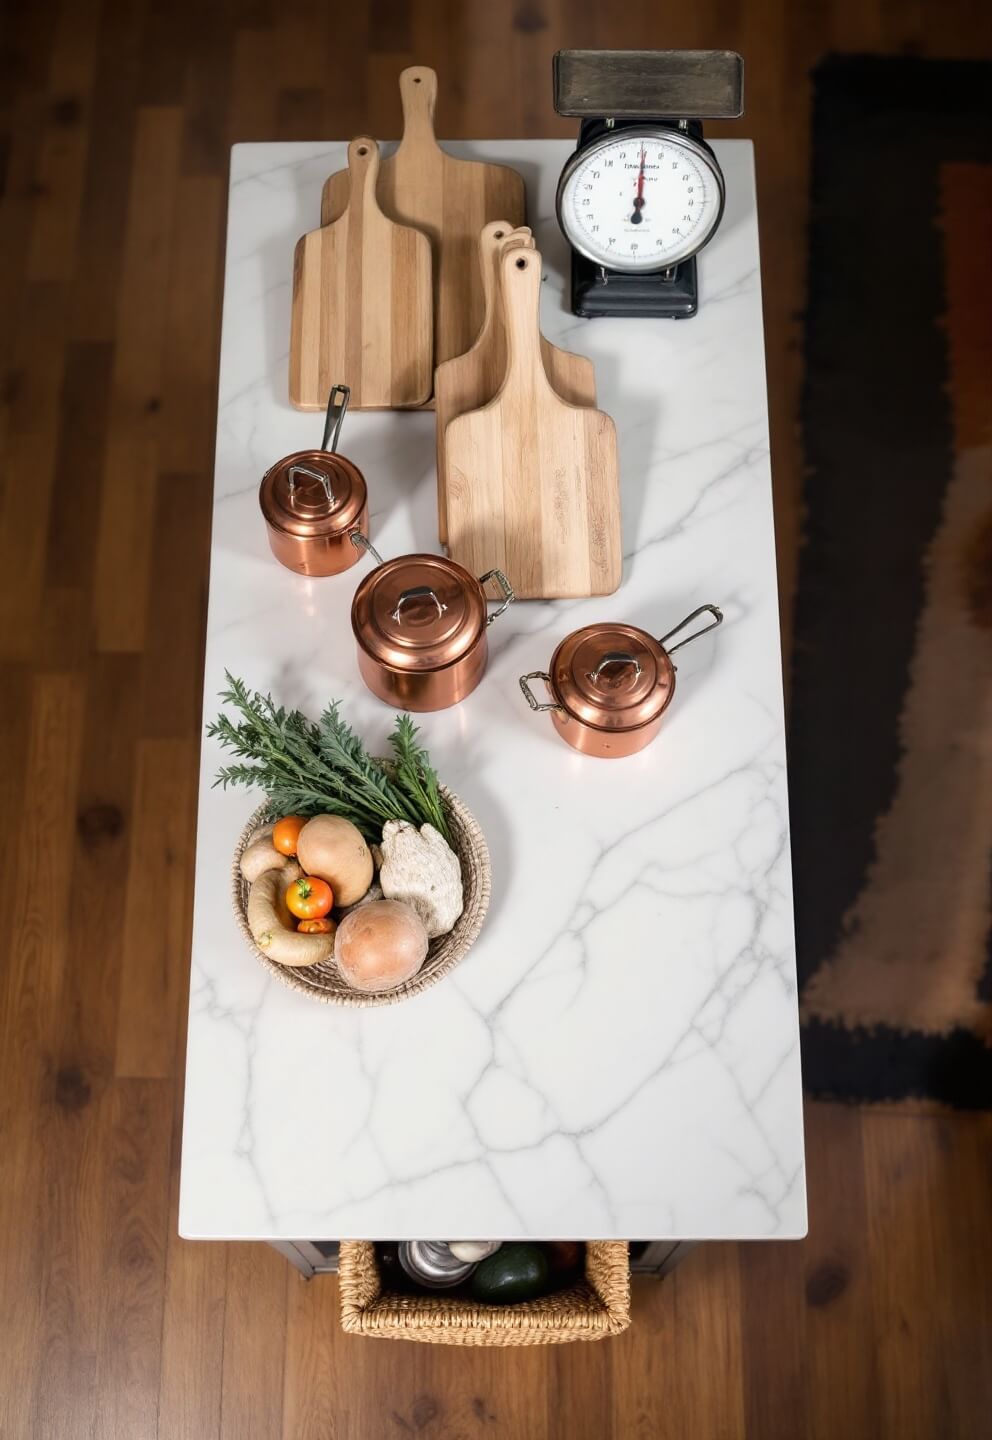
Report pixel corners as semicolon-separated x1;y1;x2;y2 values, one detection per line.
553;50;744;318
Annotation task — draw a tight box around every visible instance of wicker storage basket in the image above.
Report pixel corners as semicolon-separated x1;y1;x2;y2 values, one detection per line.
338;1242;630;1345
231;783;491;1007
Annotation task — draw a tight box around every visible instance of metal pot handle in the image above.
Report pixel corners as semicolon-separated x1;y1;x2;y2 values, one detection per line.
478;569;514;626
321;383;350;453
519;671;566;715
350;531;385;565
287;463;335;507
586;650;642;683
392;586;447;623
659;603;724;654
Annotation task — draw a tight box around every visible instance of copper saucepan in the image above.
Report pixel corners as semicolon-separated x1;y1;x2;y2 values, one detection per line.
259;384;369;576
350;537;514;712
519;604;723;758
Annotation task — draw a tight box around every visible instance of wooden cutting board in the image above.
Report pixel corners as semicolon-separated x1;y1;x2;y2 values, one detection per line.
320;67;526;368
290;137;432;410
445;247;621;599
434;223;598;543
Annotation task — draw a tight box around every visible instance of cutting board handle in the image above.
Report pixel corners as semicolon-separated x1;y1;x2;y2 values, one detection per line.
475;222;531;356
346;136;380;213
479;221;514;325
499;247;552;399
480;222;532;317
397;66;439;151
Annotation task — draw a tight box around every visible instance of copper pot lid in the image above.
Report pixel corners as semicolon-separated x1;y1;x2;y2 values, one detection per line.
259;449;367;539
352;554;493;672
550;623;676;730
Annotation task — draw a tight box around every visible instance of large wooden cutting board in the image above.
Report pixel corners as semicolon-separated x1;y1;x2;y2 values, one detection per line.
445;248;621;599
290;137;432;410
320;67;526;368
434;223;598;543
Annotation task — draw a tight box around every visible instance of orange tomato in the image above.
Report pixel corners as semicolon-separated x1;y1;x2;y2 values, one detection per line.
297;917;334;934
272;815;306;855
285;875;333;919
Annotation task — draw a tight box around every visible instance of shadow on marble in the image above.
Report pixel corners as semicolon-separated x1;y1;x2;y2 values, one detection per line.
450;759;514;937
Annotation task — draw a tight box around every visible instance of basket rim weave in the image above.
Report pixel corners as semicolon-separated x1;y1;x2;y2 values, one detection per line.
338;1241;630;1345
231;784;490;1007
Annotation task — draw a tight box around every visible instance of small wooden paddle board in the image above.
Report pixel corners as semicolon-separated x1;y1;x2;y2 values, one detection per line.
290;137;432;410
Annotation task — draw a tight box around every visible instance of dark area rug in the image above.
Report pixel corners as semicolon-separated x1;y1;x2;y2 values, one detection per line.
793;55;992;1108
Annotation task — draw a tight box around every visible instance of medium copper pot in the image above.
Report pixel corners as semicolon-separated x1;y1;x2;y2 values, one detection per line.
519;604;723;758
351;542;514;711
259;385;369;576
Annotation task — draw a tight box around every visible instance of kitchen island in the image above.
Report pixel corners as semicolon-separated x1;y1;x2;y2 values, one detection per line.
179;140;806;1261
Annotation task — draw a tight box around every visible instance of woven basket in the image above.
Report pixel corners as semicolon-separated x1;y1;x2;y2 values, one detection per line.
338;1242;630;1345
231;784;491;1007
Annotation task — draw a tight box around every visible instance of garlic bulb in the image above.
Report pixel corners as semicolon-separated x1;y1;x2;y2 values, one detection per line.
448;1241;501;1263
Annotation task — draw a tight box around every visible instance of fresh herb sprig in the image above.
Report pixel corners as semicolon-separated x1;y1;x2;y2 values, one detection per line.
208;673;450;844
388;713;448;838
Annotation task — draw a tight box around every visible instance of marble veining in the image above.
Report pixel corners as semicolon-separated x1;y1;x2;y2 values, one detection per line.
178;140;807;1242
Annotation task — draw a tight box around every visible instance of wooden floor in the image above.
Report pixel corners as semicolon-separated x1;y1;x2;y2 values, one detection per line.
2;1;991;1436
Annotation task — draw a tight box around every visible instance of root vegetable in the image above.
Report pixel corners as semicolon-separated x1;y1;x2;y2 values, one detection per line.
296;815;374;907
448;1241;501;1263
334;899;428;993
378;820;463;938
247;862;336;967
240;823;288;883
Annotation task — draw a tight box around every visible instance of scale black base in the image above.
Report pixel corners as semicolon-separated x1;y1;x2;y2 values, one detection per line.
570;252;698;319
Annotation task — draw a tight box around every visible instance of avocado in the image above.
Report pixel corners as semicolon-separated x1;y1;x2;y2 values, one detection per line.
469;1243;550;1304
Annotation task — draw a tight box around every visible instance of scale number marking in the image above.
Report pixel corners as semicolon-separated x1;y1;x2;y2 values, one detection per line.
560;132;722;272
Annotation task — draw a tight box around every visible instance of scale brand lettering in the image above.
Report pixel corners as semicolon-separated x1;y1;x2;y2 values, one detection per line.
625;162;659;170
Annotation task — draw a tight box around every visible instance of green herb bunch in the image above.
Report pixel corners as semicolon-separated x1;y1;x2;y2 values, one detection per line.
209;673;450;844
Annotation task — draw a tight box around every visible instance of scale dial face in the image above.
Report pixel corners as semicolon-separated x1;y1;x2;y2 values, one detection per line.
556;127;726;274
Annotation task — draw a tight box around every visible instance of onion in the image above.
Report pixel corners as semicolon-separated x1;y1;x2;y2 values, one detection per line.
334;899;428;993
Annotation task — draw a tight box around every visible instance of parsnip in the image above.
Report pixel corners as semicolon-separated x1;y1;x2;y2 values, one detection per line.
247;862;336;968
240;822;287;883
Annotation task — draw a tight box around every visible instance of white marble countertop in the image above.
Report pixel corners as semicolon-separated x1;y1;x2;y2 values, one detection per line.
178;139;807;1243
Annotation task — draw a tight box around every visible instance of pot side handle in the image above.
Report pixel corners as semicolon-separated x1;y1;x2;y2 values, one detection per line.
519;671;565;714
350;531;385;565
659;603;724;654
479;569;514;626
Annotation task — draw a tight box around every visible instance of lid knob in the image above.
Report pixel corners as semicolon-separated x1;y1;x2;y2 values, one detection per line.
586;650;642;690
287;463;336;507
391;585;447;625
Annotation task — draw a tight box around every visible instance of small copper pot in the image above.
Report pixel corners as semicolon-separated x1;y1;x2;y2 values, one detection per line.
351;541;514;711
259;385;369;576
519;604;723;758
